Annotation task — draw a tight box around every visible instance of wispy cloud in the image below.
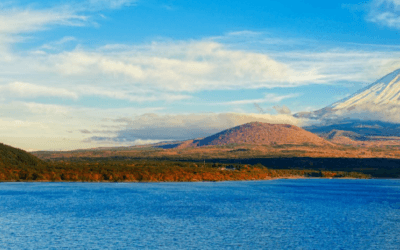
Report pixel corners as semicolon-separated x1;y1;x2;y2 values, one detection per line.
40;39;400;94
24;102;72;115
274;49;400;84
40;36;77;50
366;0;400;28
75;86;192;102
222;93;300;105
0;82;78;99
0;8;88;35
254;103;266;114
225;30;264;37
48;41;326;92
0;101;168;150
273;105;292;115
89;112;301;142
19;102;164;117
2;34;400;108
0;1;137;46
0;81;191;103
83;0;137;10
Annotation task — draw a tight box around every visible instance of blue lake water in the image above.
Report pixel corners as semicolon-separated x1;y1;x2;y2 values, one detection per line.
0;179;399;249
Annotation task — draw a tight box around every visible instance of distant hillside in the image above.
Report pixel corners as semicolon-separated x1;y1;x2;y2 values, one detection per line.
158;122;332;149
304;119;400;138
321;130;368;141
0;143;45;167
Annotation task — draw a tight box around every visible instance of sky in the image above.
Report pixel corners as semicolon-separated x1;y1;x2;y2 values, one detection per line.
1;0;400;151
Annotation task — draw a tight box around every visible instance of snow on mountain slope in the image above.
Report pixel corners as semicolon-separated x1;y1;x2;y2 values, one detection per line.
295;69;400;122
331;69;400;109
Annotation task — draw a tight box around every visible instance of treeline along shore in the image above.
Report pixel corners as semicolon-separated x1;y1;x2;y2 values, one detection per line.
3;142;400;182
0;158;370;182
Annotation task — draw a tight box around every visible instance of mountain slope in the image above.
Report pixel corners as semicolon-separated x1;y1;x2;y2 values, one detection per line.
295;69;400;122
332;69;400;108
159;122;333;149
304;119;400;137
322;130;368;141
0;143;45;167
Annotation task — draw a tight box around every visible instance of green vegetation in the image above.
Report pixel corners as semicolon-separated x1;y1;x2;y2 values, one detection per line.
0;143;45;167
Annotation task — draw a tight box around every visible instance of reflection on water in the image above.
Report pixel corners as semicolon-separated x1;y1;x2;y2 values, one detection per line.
0;179;399;249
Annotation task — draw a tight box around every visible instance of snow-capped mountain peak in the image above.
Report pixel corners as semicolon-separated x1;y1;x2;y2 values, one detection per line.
295;69;400;122
331;69;400;109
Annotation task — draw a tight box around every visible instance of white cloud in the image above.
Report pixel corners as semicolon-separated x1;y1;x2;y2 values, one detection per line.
0;82;78;99
0;1;136;49
273;105;292;115
1;15;400;100
23;102;72;115
49;41;326;92
41;36;77;50
0;8;88;35
1;35;400;110
86;0;137;10
0;102;169;150
370;12;400;28
0;81;191;103
367;0;400;28
43;39;400;94
0;5;87;64
24;103;165;118
274;49;400;84
224;93;300;105
89;112;302;142
132;139;166;145
225;30;264;37
0;1;138;32
75;86;191;102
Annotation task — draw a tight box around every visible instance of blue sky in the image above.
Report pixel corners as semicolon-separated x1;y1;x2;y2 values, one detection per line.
1;0;400;150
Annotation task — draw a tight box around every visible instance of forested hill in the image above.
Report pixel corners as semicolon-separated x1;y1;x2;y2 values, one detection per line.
0;143;46;167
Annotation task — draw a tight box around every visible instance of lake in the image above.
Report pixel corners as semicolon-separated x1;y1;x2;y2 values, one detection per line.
0;179;399;249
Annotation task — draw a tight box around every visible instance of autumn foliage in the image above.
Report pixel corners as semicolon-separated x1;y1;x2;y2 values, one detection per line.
0;158;370;182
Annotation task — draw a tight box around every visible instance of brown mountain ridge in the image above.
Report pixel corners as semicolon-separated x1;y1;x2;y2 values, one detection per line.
158;122;333;149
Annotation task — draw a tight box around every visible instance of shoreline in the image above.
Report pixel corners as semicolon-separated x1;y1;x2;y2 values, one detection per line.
0;176;382;183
